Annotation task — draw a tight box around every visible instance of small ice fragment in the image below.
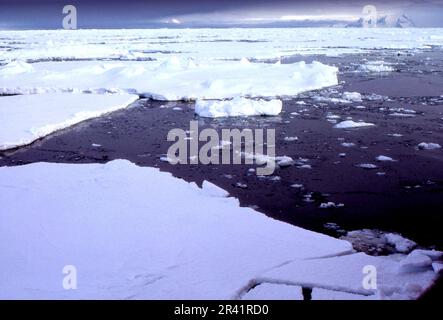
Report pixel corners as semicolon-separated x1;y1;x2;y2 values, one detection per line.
342;91;362;102
388;133;403;137
356;163;378;169
341;142;356;148
235;182;248;189
417;142;441;150
320;202;344;209
334;120;375;129
376;155;396;162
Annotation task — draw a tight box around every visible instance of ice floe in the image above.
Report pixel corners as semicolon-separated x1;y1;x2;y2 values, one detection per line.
0;59;338;100
334;120;375;129
0;160;440;299
0;93;138;150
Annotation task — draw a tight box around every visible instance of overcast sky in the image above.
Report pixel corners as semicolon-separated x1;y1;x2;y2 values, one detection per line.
1;0;443;29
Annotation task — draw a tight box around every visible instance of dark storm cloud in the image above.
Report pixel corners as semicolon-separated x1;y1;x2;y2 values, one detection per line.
0;0;442;29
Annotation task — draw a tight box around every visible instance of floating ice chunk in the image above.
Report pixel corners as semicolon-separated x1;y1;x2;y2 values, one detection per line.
235;182;248;189
342;91;362;102
275;156;295;168
388;133;403;137
160;155;175;163
320;202;344;209
389;113;416;117
243;153;294;168
356;163;378;169
326;113;341;119
359;63;395;73
341;142;356;148
376;155;396;162
334;120;375;129
417;142;441;150
195;97;282;118
385;233;417;253
390;108;416;114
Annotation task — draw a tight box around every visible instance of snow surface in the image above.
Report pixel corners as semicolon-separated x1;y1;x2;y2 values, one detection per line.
0;59;338;100
0;93;139;150
195;97;282;117
0;160;440;299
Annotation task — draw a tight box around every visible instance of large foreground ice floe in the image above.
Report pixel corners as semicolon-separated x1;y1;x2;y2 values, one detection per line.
0;160;440;299
0;93;139;150
0;59;338;100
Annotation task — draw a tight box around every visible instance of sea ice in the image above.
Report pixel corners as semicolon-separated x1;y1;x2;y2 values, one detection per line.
0;160;439;299
0;93;138;150
0;59;338;101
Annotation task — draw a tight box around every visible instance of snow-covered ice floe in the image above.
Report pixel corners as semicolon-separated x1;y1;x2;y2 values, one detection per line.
0;160;440;299
0;93;139;150
0;59;338;100
195;97;282;117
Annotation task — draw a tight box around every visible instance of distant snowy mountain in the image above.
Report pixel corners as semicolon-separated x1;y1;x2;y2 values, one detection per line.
345;14;416;28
